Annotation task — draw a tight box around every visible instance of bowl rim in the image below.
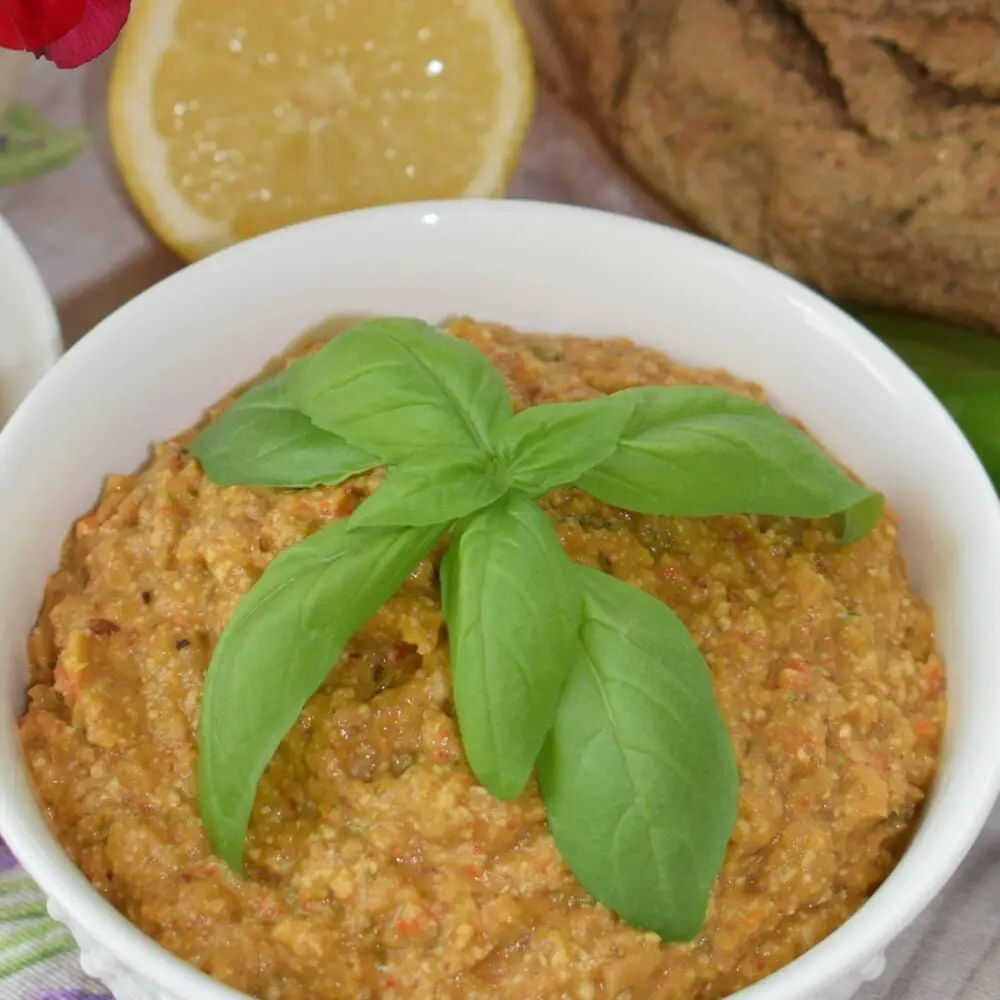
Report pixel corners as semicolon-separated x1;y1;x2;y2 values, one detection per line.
0;213;62;423
1;198;999;1000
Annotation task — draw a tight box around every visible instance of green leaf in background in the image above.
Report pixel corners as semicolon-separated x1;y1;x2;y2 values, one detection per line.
0;104;88;188
198;518;445;871
575;387;881;534
287;318;513;462
189;368;381;487
499;394;637;495
441;493;580;800
538;566;739;941
349;447;506;528
850;308;1000;491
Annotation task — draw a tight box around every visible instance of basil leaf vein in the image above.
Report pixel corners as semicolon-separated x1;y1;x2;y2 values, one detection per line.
349;448;507;529
441;494;581;799
287;318;513;462
189;369;381;488
198;518;445;872
499;394;637;496
575;386;882;536
538;566;739;941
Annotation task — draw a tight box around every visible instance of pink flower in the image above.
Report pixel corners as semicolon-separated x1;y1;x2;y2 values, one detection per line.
0;0;131;69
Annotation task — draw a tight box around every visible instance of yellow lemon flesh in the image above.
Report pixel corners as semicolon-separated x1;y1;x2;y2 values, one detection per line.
109;0;534;260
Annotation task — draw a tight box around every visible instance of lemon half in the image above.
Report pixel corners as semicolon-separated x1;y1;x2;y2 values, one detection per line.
109;0;534;260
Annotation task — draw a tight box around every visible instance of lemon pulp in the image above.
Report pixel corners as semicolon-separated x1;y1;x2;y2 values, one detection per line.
110;0;534;259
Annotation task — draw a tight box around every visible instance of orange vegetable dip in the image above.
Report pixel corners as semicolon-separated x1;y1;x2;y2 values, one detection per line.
20;321;944;1000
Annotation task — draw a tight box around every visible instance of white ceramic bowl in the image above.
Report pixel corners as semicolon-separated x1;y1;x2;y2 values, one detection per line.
0;214;61;427
1;201;999;1000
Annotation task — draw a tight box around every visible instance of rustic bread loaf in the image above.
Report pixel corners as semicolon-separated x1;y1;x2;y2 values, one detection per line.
542;0;1000;331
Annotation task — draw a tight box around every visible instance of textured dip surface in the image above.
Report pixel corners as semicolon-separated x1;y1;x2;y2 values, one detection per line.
21;321;945;1000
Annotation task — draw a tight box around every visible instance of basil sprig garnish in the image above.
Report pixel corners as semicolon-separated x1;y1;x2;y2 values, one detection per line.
190;318;883;940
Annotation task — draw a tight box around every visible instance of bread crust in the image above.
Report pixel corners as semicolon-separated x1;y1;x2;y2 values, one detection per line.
543;0;1000;331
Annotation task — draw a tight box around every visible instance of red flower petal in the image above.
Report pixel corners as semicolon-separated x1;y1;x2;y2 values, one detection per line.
41;0;131;69
0;0;86;50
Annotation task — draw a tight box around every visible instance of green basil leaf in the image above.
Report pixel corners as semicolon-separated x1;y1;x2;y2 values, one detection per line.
198;519;444;871
441;494;580;800
349;448;507;529
835;491;886;544
498;394;637;495
189;370;380;487
538;566;738;941
287;318;513;462
575;386;880;536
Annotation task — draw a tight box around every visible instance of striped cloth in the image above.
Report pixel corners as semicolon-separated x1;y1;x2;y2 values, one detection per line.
0;839;108;1000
